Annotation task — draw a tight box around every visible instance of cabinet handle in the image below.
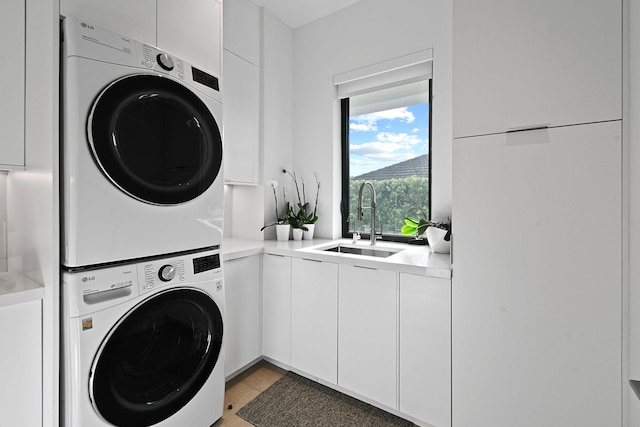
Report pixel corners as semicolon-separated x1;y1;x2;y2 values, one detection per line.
353;265;377;270
266;253;285;258
302;258;322;263
506;124;549;133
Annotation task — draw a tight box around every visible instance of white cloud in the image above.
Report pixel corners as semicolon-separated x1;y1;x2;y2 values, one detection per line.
377;132;421;146
350;107;415;132
350;122;376;132
350;141;406;156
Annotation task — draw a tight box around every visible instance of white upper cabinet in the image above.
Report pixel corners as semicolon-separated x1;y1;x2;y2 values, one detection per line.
0;0;24;168
60;0;156;45
223;50;260;184
222;0;261;185
157;0;222;76
453;0;621;138
223;0;260;65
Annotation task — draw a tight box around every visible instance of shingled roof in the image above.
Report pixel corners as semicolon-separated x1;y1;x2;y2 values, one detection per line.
353;154;429;180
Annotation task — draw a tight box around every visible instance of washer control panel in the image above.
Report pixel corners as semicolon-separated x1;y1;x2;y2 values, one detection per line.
138;250;221;295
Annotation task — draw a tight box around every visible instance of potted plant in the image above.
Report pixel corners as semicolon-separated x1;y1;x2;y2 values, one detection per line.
401;217;451;254
287;208;308;241
261;180;291;241
284;169;320;240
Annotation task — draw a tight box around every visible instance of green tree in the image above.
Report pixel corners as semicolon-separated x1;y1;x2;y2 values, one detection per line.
348;177;429;236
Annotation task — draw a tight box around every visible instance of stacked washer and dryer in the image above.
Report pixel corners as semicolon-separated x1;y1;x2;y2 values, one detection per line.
60;16;226;427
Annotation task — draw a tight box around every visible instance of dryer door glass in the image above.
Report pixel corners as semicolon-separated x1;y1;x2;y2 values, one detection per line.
90;288;223;427
89;74;223;205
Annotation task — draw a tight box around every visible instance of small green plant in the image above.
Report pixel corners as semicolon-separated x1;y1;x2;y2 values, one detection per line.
401;217;451;241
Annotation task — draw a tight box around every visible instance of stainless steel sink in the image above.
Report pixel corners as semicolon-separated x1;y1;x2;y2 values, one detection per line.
322;244;401;258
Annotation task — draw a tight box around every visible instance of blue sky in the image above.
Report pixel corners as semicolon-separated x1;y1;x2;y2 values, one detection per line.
349;103;429;177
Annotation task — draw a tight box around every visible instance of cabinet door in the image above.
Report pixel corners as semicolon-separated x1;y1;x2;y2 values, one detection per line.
60;0;156;45
223;50;260;185
262;253;291;365
338;264;397;409
0;0;24;168
399;273;451;427
452;121;621;426
223;0;260;65
157;0;221;76
224;255;261;377
453;0;621;138
0;300;42;426
291;258;338;384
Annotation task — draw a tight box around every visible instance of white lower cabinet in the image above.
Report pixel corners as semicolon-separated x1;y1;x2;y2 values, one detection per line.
224;255;261;377
399;273;451;426
0;300;42;426
291;258;338;384
452;121;621;426
338;264;397;409
262;253;291;365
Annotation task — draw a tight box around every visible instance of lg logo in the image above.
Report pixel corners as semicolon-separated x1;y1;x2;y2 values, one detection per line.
81;276;96;283
80;22;95;30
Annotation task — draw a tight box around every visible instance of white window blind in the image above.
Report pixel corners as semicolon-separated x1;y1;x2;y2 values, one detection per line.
333;49;433;99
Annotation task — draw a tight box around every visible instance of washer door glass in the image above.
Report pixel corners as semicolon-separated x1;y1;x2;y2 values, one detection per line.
90;288;223;427
89;74;223;205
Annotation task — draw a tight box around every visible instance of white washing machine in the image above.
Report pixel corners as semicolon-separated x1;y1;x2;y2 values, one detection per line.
61;248;225;427
61;16;224;268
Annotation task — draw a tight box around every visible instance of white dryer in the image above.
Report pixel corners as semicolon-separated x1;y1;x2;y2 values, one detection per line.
61;248;225;427
62;16;224;268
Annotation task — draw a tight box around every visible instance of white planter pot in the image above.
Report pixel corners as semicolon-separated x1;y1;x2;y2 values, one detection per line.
276;224;290;241
426;226;451;254
303;223;315;240
292;228;303;241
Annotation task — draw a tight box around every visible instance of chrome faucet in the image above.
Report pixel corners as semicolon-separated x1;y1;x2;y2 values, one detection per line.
357;181;377;246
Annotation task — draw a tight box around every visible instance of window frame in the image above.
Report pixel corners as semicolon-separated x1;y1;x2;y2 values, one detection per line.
340;79;433;243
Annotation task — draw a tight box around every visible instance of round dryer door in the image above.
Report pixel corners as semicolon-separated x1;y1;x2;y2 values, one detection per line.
90;288;223;427
88;74;223;205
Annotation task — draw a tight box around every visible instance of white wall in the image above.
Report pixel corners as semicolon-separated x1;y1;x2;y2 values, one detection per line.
292;0;452;238
261;7;294;239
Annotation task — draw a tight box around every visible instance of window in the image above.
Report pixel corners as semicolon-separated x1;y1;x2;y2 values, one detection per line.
341;79;432;242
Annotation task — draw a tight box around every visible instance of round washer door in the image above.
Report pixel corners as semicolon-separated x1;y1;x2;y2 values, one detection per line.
89;74;223;205
90;288;223;427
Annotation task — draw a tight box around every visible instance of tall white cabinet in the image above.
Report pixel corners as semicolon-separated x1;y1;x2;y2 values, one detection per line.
452;1;622;424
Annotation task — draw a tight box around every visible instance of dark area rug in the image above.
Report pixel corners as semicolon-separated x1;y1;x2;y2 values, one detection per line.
236;372;415;427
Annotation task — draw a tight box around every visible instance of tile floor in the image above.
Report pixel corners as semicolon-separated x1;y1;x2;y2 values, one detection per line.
213;360;287;426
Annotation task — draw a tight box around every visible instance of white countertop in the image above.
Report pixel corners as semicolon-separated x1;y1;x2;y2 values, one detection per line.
0;272;45;308
223;237;451;279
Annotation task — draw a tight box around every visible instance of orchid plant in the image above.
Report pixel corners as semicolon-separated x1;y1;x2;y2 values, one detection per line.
284;169;320;228
260;180;291;231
